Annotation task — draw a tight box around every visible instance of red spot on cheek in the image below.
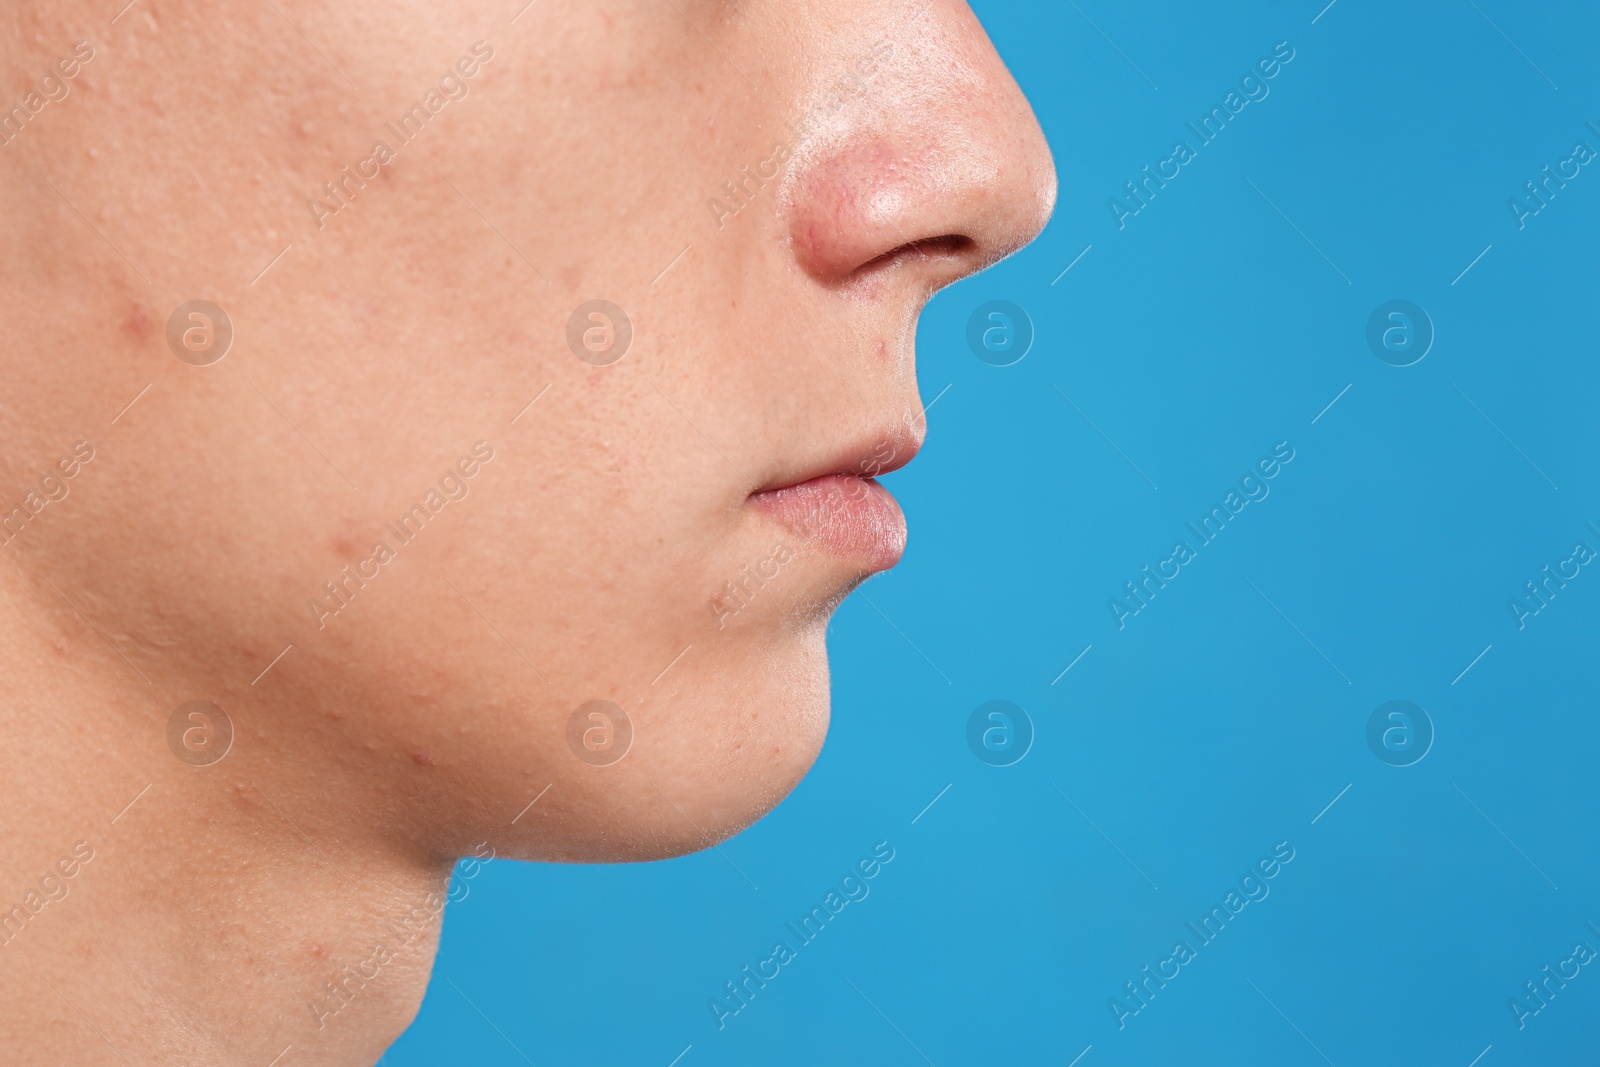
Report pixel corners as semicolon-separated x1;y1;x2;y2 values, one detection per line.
122;302;153;339
411;749;435;766
330;520;372;560
875;338;888;360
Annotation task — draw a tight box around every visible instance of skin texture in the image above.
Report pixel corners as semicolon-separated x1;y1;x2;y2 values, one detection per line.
0;0;1054;1063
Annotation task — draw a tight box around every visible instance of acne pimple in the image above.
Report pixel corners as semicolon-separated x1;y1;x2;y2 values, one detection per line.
121;302;152;339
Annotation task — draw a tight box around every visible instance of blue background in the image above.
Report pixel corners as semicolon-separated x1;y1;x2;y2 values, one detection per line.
389;2;1600;1064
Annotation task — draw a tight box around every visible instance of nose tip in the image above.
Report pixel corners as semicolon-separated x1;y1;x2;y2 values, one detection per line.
784;14;1057;291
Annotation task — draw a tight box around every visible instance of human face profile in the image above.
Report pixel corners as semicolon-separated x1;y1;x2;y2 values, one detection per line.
0;1;1055;1063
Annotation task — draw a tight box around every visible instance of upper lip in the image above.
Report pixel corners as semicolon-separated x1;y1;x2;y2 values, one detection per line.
750;418;924;496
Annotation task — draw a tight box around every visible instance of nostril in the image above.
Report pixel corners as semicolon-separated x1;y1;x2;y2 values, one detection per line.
853;233;975;278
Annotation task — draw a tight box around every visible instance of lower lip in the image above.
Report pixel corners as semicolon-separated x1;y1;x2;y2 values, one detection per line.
749;474;907;571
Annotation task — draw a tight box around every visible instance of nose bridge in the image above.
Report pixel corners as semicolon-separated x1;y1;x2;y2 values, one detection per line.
782;3;1058;286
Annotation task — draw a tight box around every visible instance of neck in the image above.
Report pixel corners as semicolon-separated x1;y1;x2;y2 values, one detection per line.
0;572;454;1067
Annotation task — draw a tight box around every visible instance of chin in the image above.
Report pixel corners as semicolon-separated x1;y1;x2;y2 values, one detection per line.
496;628;833;865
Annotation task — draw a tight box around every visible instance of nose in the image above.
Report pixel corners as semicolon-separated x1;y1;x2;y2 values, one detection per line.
783;2;1057;292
